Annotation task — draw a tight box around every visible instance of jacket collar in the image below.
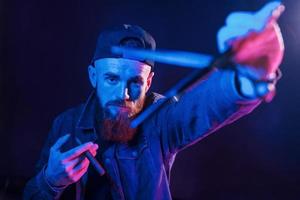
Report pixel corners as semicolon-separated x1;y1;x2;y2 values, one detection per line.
76;90;99;130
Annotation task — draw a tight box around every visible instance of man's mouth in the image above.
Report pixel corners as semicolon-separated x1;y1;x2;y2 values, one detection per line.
109;105;130;111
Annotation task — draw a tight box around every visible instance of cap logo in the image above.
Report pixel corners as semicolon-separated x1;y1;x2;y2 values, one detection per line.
123;24;131;29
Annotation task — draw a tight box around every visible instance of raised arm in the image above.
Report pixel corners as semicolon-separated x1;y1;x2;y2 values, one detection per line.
155;2;284;156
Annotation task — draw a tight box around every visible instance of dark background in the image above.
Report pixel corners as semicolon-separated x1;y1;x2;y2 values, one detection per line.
1;0;300;199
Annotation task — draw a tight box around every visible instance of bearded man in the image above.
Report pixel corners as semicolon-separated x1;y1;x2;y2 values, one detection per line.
23;3;285;199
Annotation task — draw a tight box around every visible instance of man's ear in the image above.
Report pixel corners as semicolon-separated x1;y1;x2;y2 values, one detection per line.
88;65;97;88
145;72;154;92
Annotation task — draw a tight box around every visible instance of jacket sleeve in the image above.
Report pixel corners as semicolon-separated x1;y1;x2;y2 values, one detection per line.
155;70;261;157
23;116;67;200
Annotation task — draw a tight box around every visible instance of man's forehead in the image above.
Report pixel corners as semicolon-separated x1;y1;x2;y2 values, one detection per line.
94;58;152;75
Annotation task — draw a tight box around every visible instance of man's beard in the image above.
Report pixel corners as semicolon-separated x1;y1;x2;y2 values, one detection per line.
100;96;145;143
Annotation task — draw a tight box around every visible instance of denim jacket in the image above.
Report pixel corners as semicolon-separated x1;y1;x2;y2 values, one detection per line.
24;70;260;200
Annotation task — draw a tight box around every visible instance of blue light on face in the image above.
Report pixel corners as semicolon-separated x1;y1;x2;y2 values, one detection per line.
92;58;152;118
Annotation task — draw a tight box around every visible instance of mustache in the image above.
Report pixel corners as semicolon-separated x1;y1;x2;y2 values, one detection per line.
105;100;128;108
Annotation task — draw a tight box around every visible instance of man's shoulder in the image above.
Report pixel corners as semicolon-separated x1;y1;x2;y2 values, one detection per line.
145;92;178;107
147;92;164;102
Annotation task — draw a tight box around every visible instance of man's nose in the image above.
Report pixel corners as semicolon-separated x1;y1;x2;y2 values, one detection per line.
116;84;130;100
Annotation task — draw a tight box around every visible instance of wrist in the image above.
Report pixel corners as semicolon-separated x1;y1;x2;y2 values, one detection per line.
43;165;67;192
233;64;282;101
235;71;278;102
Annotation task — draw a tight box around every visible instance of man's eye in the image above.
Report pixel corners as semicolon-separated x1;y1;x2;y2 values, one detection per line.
131;79;143;86
106;77;118;84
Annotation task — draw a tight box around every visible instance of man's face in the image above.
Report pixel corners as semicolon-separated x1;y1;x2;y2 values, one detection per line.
89;58;154;120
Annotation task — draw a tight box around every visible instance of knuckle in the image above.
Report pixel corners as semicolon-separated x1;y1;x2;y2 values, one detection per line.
71;176;77;182
50;146;55;153
85;142;93;149
67;171;73;178
84;159;90;166
74;149;81;155
87;142;93;146
80;161;86;169
64;167;69;174
82;166;88;173
64;166;72;175
60;159;66;166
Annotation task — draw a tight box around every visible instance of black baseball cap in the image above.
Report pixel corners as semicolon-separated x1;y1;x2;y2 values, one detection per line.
92;24;156;68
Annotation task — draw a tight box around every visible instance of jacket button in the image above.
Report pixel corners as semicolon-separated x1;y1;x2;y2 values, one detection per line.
105;158;110;164
132;151;137;157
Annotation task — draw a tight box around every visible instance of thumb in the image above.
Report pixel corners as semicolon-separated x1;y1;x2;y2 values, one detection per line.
254;1;283;30
256;1;281;19
51;134;71;151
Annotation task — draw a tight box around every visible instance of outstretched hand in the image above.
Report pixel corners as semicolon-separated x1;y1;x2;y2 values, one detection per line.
217;1;285;81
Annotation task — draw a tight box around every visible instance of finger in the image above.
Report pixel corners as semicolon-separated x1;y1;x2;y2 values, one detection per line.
74;137;98;155
269;4;285;22
73;158;90;173
83;144;98;157
51;134;71;151
66;160;89;183
64;154;85;170
217;26;251;53
90;149;97;157
226;12;269;32
226;2;282;32
243;22;283;51
63;144;97;168
226;12;256;27
89;149;97;157
219;20;281;54
92;143;98;151
67;158;89;182
256;1;282;20
272;23;285;51
255;1;283;30
61;142;94;161
90;144;98;157
72;164;89;183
